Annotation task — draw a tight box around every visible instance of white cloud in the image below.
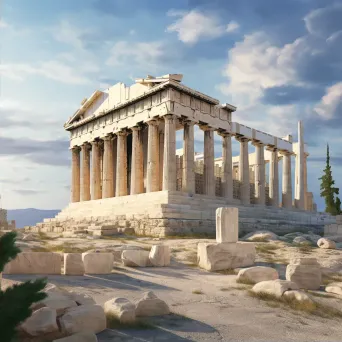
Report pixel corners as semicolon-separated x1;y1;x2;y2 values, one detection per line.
314;82;342;120
0;19;9;28
166;10;238;44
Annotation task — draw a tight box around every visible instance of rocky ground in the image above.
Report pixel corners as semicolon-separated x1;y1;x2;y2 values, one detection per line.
2;230;342;342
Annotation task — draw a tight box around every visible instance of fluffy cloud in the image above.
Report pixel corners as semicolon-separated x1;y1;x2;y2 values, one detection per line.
166;10;238;44
314;83;342;120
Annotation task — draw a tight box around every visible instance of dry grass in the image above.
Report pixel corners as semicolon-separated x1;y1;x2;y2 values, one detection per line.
32;242;94;253
236;276;256;285
171;247;189;253
308;291;340;299
251;237;269;243
38;232;58;241
192;289;204;295
322;273;342;285
106;313;155;330
215;269;238;275
231;285;251;290
256;244;278;255
166;233;215;239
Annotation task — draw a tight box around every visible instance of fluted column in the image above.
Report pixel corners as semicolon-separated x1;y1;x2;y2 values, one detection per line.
237;137;250;204
304;152;308;210
116;131;128;197
182;120;195;194
201;126;215;196
269;148;279;207
295;121;305;209
146;120;160;192
163;114;177;191
253;142;265;205
91;141;101;200
131;126;144;194
81;143;91;201
102;136;115;198
282;151;292;209
71;146;81;203
219;132;233;200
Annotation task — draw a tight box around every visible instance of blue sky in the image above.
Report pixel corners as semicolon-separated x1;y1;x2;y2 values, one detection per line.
0;0;341;210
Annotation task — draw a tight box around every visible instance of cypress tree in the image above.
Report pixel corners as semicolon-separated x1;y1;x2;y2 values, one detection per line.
319;144;340;215
0;232;47;341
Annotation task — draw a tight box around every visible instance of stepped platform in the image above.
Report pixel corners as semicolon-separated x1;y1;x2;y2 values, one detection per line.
26;191;335;237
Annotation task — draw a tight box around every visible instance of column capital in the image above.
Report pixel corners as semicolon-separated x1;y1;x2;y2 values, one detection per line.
235;135;250;142
163;114;176;121
90;140;99;146
266;146;278;152
146;119;159;127
72;145;81;152
279;149;292;156
116;130;128;137
199;124;215;132
103;134;114;141
131;125;142;132
183;119;196;127
217;130;231;138
251;140;264;147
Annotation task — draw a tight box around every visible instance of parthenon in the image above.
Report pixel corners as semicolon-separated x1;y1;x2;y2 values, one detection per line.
28;74;334;236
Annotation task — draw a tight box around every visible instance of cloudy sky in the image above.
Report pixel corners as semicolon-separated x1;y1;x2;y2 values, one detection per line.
0;0;341;211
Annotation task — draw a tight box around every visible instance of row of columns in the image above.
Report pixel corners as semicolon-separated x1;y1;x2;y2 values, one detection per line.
71;116;301;210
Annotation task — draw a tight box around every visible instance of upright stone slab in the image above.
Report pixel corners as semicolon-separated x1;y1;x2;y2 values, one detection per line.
216;207;238;243
82;252;114;274
64;253;84;275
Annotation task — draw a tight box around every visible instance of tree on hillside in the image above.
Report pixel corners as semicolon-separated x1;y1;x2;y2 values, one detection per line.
319;144;341;215
0;232;47;341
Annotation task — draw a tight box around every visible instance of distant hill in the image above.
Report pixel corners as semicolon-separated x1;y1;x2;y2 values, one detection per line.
7;208;60;228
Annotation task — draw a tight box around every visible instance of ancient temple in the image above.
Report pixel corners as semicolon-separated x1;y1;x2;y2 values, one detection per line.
27;74;334;236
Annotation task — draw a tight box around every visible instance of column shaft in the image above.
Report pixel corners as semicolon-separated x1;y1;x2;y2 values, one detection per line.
203;127;215;196
282;152;292;208
238;138;250;204
71;147;81;203
102;136;114;198
81;144;91;201
304;153;308;210
131;127;144;194
182;121;195;193
295;121;305;209
221;133;233;200
146;120;160;192
269;148;279;207
116;132;128;197
253;143;265;205
91;141;102;200
163;115;177;191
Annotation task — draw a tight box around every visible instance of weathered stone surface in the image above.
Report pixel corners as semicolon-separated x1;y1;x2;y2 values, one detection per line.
59;305;106;335
4;252;61;275
293;236;310;245
237;266;278;284
197;242;256;271
122;250;151;267
242;231;278;242
325;282;342;296
252;280;299;298
53;332;98;342
104;297;135;323
317;238;336;249
21;307;58;336
64;253;85;275
82;252;114;274
149;245;170;266
283;290;314;304
66;292;96;306
286;258;321;290
22;233;36;241
216;207;238;243
135;291;170;317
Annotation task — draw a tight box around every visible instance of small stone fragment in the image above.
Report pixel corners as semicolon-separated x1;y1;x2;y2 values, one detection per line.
21;307;58;336
149;245;170;266
317;238;336;249
252;280;299;298
135;291;170;317
104;297;135;323
237;266;279;284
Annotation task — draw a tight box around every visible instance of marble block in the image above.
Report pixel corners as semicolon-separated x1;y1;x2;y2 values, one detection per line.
64;253;85;275
216;207;238;243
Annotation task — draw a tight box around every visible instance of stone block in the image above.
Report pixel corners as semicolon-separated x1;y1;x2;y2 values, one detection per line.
135;291;170;317
122;250;151;267
216;207;238;243
237;266;278;284
149;245;170;266
286;258;321;290
66;292;96;306
104;297;135;323
82;252;114;274
197;242;256;271
59;305;106;335
64;253;84;275
53;332;98;342
252;280;299;298
4;252;61;275
92;229;118;236
21;307;58;336
325;282;342;296
317;238;336;249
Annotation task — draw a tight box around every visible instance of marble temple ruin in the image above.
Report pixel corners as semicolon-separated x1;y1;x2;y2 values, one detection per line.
26;74;335;237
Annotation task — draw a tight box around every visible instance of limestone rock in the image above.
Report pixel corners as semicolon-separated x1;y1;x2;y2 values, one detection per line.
237;266;278;284
325;282;342;296
252;280;299;298
59;305;106;335
135;291;170;317
21;307;58;336
104;297;135;323
149;245;170;266
66;292;96;306
82;252;114;274
53;332;98;342
242;231;278;242
286;258;322;290
197;242;256;272
317;238;336;249
64;253;85;275
216;207;238;243
22;233;36;241
4;252;61;275
293;236;310;245
303;233;321;244
283;290;314;304
122;250;151;267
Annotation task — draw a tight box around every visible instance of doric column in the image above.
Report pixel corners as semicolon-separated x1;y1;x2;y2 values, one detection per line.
201;126;215;196
253;142;265;205
71;146;81;203
163;114;177;191
282;151;292;209
131;126;144;195
304;152;308;210
269;147;279;207
237;137;250;204
159;130;164;191
219;132;233;200
91;141;102;200
146;120;160;192
116;131;128;197
182;120;195;194
81;143;91;201
102;136;115;198
295;121;305;209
